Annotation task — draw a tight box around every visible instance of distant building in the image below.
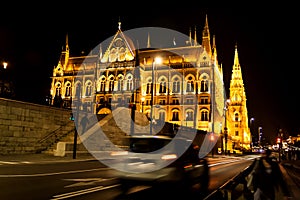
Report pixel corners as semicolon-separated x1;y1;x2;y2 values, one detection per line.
49;16;251;151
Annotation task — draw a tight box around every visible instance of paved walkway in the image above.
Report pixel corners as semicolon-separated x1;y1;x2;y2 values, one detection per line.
0;153;95;164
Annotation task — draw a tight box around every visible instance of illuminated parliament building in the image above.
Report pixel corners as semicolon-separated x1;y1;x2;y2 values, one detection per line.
49;16;252;152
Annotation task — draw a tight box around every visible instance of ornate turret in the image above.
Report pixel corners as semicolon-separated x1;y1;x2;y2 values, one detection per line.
202;14;212;56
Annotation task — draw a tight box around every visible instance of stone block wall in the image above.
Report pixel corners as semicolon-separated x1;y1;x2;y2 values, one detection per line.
0;98;74;154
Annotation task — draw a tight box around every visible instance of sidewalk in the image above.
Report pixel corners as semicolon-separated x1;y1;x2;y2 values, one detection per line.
0;153;95;163
280;160;300;199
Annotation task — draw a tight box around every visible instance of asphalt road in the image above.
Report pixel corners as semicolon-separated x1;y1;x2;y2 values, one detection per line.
0;154;256;200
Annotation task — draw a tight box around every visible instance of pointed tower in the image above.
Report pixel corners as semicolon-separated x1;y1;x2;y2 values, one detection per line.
202;14;212;56
61;34;69;70
227;44;251;151
194;26;197;46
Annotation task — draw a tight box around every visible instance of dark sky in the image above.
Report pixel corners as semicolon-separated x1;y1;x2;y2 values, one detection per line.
0;6;298;143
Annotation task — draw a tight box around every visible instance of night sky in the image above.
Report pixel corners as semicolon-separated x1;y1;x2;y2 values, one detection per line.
0;5;298;143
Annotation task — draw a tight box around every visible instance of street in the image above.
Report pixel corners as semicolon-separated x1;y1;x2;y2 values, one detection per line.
0;156;256;200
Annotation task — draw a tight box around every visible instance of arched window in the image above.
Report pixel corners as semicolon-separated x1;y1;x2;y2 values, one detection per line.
200;74;209;92
85;81;93;96
75;82;82;97
186;110;194;121
200;109;209;121
172;77;180;93
146;79;152;94
235;113;239;121
55;82;62;96
186;76;194;92
159;78;167;93
172;110;179;121
200;80;208;92
126;75;133;91
108;76;115;92
65;82;71;97
100;77;106;92
117;76;124;91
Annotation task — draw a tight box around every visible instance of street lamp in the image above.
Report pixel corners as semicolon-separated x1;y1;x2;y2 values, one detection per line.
3;62;8;69
186;113;188;127
141;97;145;113
150;57;162;135
250;117;255;148
224;99;230;155
210;133;215;157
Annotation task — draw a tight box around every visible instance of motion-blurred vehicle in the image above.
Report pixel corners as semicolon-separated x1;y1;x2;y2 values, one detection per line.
110;134;210;198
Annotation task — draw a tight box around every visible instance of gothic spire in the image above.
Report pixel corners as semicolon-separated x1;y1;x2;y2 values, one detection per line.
233;43;240;71
202;14;212;56
194;26;197;46
189;27;192;46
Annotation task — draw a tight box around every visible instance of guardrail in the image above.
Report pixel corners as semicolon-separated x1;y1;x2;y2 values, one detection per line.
203;160;256;200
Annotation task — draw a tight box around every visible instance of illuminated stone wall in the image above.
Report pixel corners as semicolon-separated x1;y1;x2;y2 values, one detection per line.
0;98;74;154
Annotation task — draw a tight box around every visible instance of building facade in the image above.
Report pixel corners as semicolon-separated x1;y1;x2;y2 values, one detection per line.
49;16;251;152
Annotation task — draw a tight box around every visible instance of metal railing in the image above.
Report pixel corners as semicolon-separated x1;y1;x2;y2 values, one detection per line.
203;161;256;200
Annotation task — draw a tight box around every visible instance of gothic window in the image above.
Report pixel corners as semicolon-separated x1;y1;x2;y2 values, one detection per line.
172;77;180;93
146;78;152;94
65;82;71;97
109;48;117;62
126;75;133;91
200;96;209;104
159;99;166;105
118;47;126;61
235;113;239;121
117;76;124;91
172;110;179;121
235;131;239;136
55;82;62;96
85;81;93;96
159;78;167;93
186;76;194;92
108;76;115;92
172;98;179;105
186;98;193;104
200;110;209;121
200;80;208;92
100;77;106;92
147;83;152;94
186;110;194;121
75;82;82;97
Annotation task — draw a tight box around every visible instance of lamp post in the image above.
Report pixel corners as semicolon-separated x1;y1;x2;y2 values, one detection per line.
224;99;230;155
220;123;223;154
0;61;8;97
250;117;255;148
210;133;215;157
185;113;188;127
141;97;145;113
150;57;162;135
